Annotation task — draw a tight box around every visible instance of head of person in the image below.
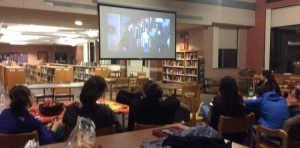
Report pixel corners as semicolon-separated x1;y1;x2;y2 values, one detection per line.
261;70;275;82
143;81;163;101
291;88;300;100
80;76;106;107
9;85;32;116
260;70;281;96
219;76;240;102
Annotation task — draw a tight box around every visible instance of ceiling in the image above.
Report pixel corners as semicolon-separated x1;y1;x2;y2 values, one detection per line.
0;6;98;45
0;1;208;46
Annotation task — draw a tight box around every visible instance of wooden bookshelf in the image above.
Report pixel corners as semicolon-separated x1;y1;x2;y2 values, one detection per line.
1;65;26;92
73;65;110;81
162;50;199;83
26;64;73;83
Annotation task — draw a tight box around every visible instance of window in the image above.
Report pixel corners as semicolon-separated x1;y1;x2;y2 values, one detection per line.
218;48;237;68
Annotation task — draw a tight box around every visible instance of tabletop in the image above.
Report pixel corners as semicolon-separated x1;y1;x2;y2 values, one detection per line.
40;123;248;148
29;99;129;123
25;82;84;89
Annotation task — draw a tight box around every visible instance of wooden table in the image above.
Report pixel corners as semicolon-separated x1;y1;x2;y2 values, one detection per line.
159;83;183;95
41;123;247;148
25;82;84;101
26;79;116;100
29;99;129;126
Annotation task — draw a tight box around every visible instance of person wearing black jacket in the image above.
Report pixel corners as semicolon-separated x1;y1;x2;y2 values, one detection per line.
127;81;180;131
63;76;121;131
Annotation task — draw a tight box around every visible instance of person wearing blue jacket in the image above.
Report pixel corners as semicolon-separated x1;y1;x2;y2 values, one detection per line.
0;85;61;145
245;91;290;129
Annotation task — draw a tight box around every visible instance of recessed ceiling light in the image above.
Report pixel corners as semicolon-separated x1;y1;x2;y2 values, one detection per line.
75;20;83;26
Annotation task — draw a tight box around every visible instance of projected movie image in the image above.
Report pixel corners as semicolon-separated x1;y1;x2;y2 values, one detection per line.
99;4;176;59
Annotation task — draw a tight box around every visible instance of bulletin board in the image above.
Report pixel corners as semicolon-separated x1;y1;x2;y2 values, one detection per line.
0;52;28;63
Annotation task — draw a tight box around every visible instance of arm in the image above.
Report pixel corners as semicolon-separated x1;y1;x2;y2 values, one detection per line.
26;115;56;145
244;98;261;112
127;106;136;131
209;103;220;130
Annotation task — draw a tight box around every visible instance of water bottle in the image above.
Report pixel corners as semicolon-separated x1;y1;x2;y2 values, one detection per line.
248;86;254;97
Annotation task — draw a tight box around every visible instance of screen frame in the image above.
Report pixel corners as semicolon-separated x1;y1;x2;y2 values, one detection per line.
97;3;177;60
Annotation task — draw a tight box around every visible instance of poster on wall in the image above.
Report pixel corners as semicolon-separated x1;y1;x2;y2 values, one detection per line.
55;52;67;64
0;52;28;63
179;32;189;51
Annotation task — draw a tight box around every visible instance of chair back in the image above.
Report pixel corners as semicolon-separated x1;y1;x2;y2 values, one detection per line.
137;72;146;78
135;77;150;92
0;130;39;148
256;125;288;148
95;69;110;78
64;124;116;140
134;123;164;130
114;78;130;93
218;112;255;147
283;115;300;148
95;126;116;137
181;84;200;126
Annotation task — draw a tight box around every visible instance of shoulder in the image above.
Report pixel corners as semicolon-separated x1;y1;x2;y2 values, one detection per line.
212;95;222;105
65;102;81;113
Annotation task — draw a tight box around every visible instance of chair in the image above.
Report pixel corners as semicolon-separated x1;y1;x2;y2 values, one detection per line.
95;69;110;78
34;94;55;104
134;123;164;130
0;130;39;148
134;77;150;92
137;72;146;78
64;124;116;140
218;113;255;147
283;115;300;148
113;78;130;96
181;84;203;126
54;88;74;101
256;125;288;148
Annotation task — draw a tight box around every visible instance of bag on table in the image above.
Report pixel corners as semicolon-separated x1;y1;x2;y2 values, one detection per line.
65;116;96;148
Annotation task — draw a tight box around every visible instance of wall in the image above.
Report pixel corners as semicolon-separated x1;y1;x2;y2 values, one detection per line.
247;0;300;73
0;43;76;64
203;26;247;78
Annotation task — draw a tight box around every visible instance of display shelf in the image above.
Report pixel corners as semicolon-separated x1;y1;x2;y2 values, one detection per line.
162;50;200;83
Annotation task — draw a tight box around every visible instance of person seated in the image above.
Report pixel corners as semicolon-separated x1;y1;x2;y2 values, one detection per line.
286;86;300;117
127;80;180;131
286;86;300;104
245;70;289;130
200;76;247;143
63;76;121;131
0;85;61;145
256;70;282;96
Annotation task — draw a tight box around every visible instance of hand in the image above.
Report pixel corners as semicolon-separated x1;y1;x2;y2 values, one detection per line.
51;118;62;132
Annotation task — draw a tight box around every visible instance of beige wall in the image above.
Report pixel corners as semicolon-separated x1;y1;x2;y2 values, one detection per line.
0;43;76;64
271;5;300;27
203;26;247;79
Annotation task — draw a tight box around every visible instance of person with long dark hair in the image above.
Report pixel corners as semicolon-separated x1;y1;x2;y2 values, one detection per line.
0;85;61;145
256;70;281;96
199;76;246;143
245;70;289;129
63;75;121;131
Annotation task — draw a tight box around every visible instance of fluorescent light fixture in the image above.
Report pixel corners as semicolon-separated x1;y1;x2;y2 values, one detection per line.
9;42;29;45
57;37;87;46
85;29;98;38
75;20;83;26
7;24;59;33
1;34;40;42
